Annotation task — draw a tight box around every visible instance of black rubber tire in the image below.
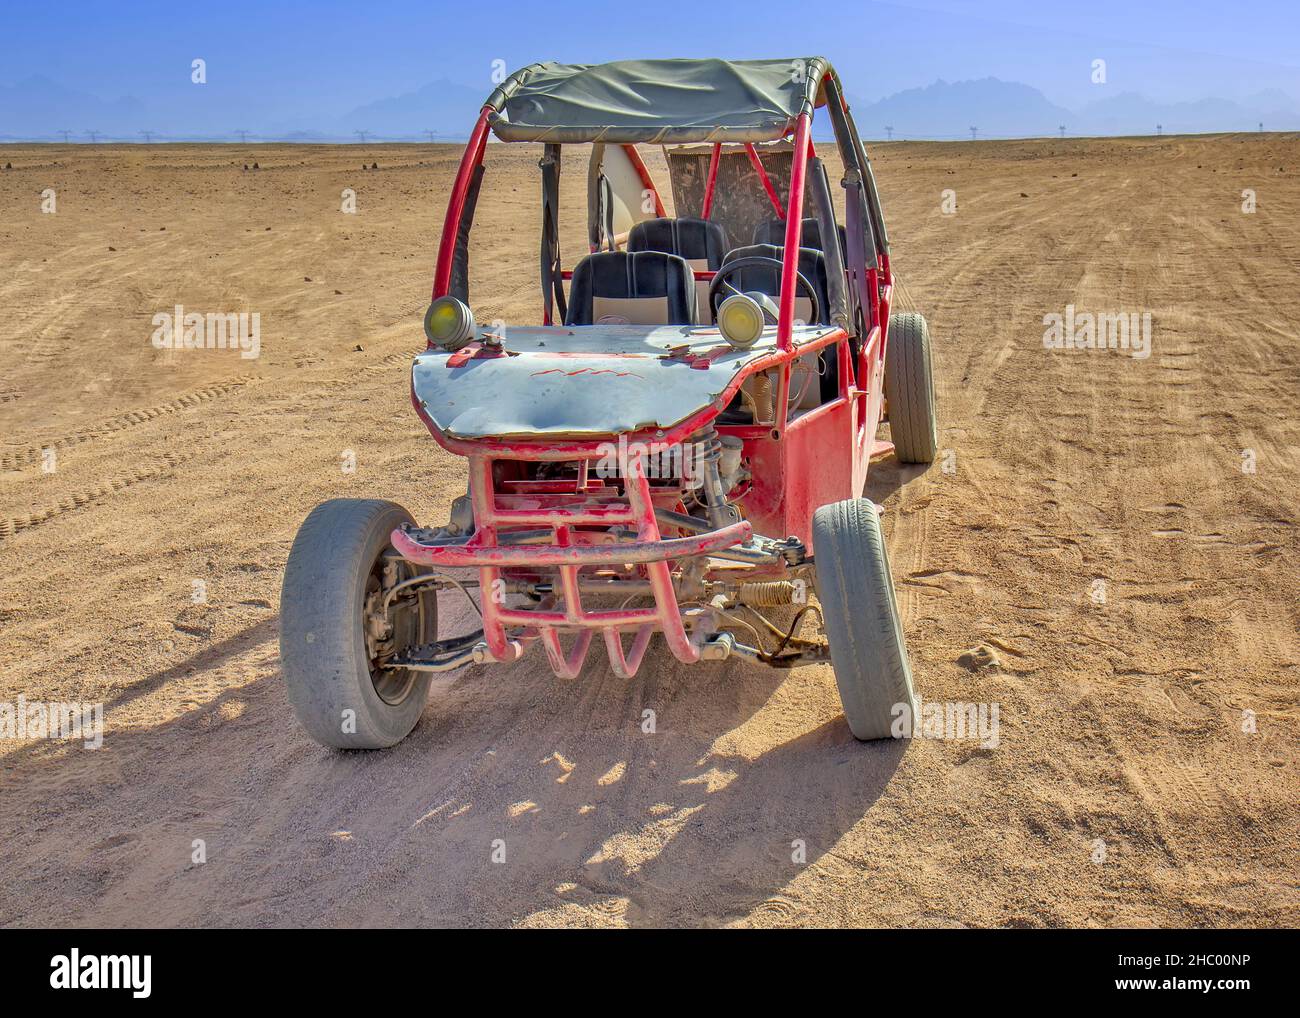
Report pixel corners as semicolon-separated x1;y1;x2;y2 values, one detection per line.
884;312;938;464
280;498;434;749
812;498;917;740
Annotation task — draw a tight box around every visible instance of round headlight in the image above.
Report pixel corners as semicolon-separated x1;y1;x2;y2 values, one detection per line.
423;296;476;351
717;293;768;349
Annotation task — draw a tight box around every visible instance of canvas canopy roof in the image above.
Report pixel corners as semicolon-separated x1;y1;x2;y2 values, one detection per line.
485;57;831;144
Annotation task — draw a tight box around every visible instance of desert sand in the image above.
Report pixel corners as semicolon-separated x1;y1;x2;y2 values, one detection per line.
0;135;1296;927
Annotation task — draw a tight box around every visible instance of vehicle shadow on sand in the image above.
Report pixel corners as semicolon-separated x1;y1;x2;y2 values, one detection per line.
865;454;931;506
336;629;908;927
533;709;910;928
0;606;906;928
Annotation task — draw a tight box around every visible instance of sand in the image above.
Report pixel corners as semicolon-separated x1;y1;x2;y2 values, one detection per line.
0;135;1296;927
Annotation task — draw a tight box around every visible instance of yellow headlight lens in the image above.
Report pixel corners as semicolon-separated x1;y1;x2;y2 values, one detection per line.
716;293;765;349
423;296;475;351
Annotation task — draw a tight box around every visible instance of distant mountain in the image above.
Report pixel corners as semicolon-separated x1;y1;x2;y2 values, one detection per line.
849;77;1300;139
851;78;1073;140
0;74;486;142
3;72;1297;143
266;130;336;143
0;75;147;139
1243;89;1300;113
336;80;489;140
1077;91;1300;135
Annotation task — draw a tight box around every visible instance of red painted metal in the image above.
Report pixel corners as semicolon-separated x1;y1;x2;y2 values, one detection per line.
742;334;884;543
743;392;852;547
620;144;667;218
744;143;786;220
389;447;750;678
603;625;656;679
701;143;721;219
541;629;593;679
776;114;812;353
443;340;515;369
784;397;855;545
851;324;884;498
864;266;880;330
877;251;894;359
392;518;750;567
431;107;493;304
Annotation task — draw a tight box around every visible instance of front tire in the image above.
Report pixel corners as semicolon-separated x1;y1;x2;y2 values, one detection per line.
812;498;916;740
280;498;436;749
884;312;938;464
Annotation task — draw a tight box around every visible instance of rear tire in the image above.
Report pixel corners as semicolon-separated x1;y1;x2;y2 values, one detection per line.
812;498;917;740
884;312;938;464
280;498;436;749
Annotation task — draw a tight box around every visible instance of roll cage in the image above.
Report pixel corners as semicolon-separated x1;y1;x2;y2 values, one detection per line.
431;61;894;360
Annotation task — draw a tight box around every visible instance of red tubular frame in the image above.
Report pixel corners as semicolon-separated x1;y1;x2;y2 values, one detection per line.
621;144;667;218
430;107;818;353
745;142;786;220
701;142;722;219
391;450;752;679
393;518;750;567
776;113;812;352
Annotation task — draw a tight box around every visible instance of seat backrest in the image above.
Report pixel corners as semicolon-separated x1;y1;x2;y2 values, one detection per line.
722;244;836;409
752;217;847;259
719;244;830;326
628;217;727;268
565;251;696;327
628;217;726;323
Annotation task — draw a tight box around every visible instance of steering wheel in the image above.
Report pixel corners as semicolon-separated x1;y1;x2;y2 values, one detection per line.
707;256;821;327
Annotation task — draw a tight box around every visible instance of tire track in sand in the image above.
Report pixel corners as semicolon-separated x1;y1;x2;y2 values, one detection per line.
0;377;254;473
0;452;192;540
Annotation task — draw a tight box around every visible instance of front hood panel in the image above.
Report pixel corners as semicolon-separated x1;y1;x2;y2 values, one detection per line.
412;323;836;440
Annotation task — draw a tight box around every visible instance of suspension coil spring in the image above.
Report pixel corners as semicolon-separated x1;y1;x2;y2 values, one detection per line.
698;429;722;464
737;581;800;606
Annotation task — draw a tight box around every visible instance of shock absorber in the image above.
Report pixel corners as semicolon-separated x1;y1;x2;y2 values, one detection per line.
696;426;737;531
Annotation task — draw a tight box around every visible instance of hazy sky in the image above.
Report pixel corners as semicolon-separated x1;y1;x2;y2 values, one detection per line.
3;0;1298;129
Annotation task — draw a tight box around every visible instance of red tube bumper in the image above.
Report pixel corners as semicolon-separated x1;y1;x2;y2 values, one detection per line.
388;452;751;679
390;519;751;568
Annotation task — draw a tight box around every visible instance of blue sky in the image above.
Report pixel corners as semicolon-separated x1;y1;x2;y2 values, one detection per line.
2;1;1298;137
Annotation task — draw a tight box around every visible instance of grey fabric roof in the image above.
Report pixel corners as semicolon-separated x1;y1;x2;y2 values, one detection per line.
485;58;831;144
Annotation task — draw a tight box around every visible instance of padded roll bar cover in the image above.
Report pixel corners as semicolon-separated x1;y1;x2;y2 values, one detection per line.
449;164;485;305
807;158;851;331
539;144;566;323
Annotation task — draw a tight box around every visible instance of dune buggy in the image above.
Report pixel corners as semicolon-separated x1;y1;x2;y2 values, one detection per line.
280;57;938;748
